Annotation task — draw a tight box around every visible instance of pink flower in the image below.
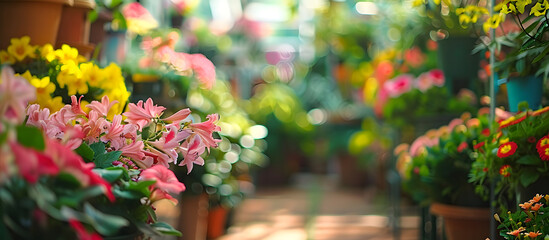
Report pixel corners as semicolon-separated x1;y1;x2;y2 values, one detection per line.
428;69;445;87
188;53;216;89
415;72;434;92
404;47;425;68
68;219;103;240
178;134;206;173
119;141;145;162
162;108;191;124
86;95;119;118
123;98;166;130
70;95;87;117
189;114;221;150
447;118;464;132
149;125;191;163
141;165;185;194
10;141;59;183
457;142;468;153
0;66;36;123
26;104;50;129
100;114;124;145
383;74;413;98
143;147;171;167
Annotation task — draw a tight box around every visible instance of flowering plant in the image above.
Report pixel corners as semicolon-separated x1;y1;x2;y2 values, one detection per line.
397;110;504;206
470;106;549;210
0;36;130;114
0;66;221;239
494;193;549;240
377;69;476;130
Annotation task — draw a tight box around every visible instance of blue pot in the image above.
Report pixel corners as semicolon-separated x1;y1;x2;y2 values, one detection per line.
506;75;543;112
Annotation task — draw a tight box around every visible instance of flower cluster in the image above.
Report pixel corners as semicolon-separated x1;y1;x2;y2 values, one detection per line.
0;66;221;239
376;69;476;129
495;194;549;240
470;107;549;210
0;36;130;114
396;109;508;206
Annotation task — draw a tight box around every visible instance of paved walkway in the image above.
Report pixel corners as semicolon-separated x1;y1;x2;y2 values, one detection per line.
156;174;420;240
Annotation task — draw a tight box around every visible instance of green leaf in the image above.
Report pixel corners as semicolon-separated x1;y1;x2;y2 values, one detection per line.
516;155;540;165
58;186;105;207
519;170;540;188
150;222;182;237
93;168;124;183
533;45;549;63
95;151;122;169
90;142;106;156
84;203;129;236
75;142;95;162
15;125;44;150
87;10;98;23
126;180;155;196
112;188;145;199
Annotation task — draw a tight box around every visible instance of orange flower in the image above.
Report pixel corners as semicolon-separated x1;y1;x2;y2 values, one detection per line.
530;203;543;211
497;142;518;158
532;106;549;116
530;194;544;203
500;165;511;177
524;231;542;238
519;201;533;210
507;227;525;237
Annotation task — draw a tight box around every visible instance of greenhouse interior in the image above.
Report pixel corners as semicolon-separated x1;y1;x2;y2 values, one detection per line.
0;0;549;239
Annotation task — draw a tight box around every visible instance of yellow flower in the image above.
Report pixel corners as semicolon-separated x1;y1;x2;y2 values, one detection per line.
7;36;35;62
40;44;54;60
66;75;88;96
501;1;518;14
0;50;14;64
515;0;532;14
433;0;441;5
484;13;505;33
412;0;427;7
79;62;104;88
530;0;549;16
57;61;81;88
15;71;33;81
500;138;510;144
53;44;81;65
459;14;472;25
30;76;56;98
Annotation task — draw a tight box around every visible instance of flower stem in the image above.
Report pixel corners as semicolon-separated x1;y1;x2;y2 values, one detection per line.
515;14;540;43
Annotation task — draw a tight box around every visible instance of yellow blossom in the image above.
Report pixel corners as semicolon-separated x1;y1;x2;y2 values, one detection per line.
500;138;510;144
483;13;505;33
79;62;104;88
15;71;33;81
30;76;56;100
7;36;35;62
57;61;81;88
40;44;54;60
66;75;88;96
530;0;549;16
412;0;427;7
0;50;14;64
53;44;81;65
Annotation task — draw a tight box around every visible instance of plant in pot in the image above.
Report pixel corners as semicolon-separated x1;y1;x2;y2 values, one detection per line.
377;69;478;143
479;0;549;112
0;66;223;239
470;105;549;213
413;0;489;94
397;110;509;240
493;193;549;239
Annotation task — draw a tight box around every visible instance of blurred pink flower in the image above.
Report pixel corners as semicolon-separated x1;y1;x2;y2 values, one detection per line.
187;53;216;89
87;95;119;118
10;141;59;183
404;47;425;68
0;66;36;123
384;74;413;98
416;72;433;92
141;165;185;194
428;69;445;87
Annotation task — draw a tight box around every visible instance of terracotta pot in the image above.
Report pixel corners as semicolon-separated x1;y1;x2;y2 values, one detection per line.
430;202;491;240
177;193;209;240
207;206;229;239
0;0;73;49
56;0;95;58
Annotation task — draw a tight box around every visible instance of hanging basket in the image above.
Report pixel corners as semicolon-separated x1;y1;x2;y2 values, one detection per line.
0;0;74;49
437;36;480;95
505;75;543;112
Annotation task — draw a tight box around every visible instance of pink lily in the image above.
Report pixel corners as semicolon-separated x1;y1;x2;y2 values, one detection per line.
87;95;119;118
178;134;205;173
188;114;221;150
0;66;36;123
123;98;166;130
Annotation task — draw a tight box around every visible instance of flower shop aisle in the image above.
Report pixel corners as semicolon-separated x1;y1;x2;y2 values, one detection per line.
157;173;419;240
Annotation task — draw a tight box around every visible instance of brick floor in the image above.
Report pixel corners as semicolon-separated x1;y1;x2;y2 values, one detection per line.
155;173;419;240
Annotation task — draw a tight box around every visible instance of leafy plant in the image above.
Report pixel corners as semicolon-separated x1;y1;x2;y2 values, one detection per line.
495;193;549;240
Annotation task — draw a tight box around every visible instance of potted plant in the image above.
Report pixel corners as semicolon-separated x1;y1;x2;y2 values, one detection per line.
377;69;477;143
413;0;489;94
470;106;549;212
397;109;513;240
0;65;223;239
479;0;549;112
493;193;549;239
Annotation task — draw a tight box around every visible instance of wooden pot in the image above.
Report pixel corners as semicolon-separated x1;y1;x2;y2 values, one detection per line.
430;202;491;240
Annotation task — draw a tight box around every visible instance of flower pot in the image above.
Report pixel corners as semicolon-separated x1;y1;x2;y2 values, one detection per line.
177;193;209;240
437;37;480;95
430;202;491;240
0;0;73;49
206;205;229;239
56;0;95;58
505;75;543;112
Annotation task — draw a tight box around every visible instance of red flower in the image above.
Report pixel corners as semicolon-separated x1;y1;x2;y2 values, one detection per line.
497;142;518;158
457;142;468;153
538;146;549;161
481;128;490;137
500;165;511;177
499;113;527;129
68;219;102;240
528;137;537;143
474;141;486;150
537;135;549;150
